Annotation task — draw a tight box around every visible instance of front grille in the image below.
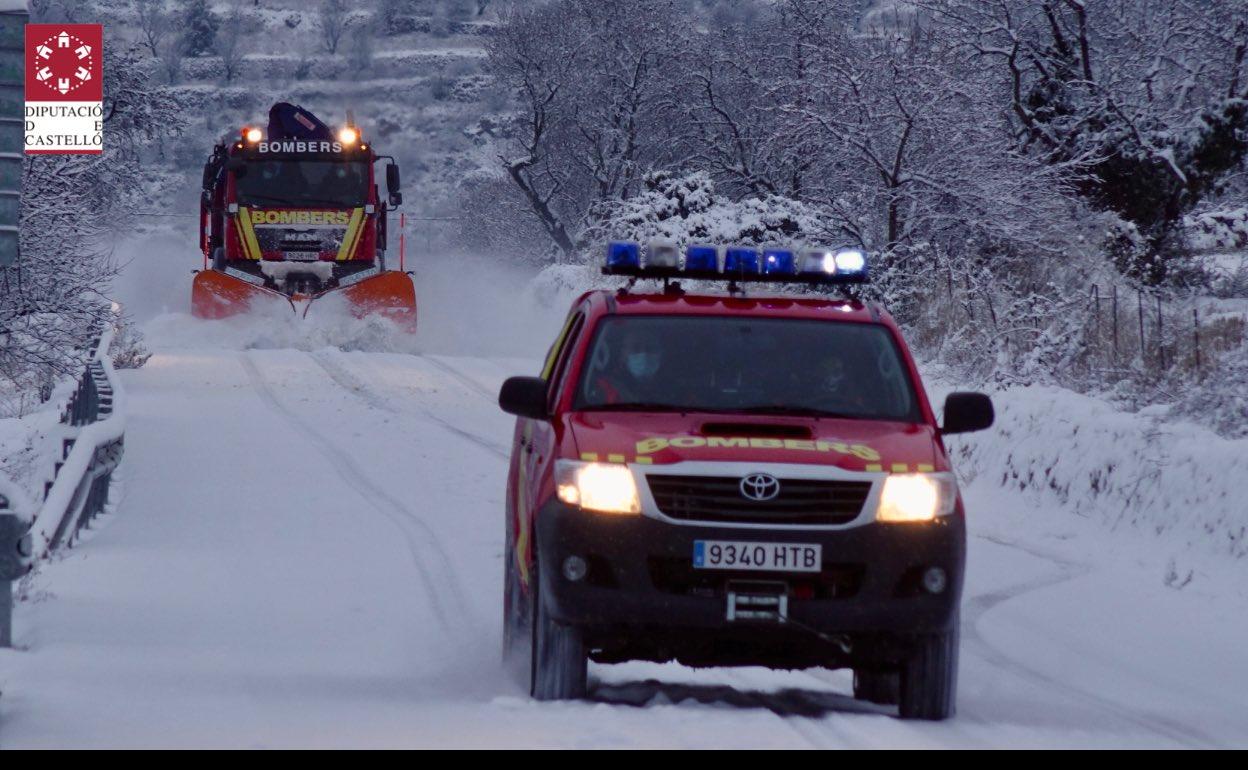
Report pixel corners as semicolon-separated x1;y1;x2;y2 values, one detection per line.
646;474;871;525
278;240;324;252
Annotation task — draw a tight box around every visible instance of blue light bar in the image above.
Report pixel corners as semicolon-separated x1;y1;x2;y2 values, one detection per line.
723;246;760;274
607;241;641;270
762;248;796;275
685;245;719;273
603;241;867;286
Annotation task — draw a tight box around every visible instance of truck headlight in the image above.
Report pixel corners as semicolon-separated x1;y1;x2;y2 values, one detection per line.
876;473;957;523
555;461;640;515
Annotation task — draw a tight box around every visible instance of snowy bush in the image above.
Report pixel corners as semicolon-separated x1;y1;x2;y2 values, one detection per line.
582;172;824;255
1172;343;1248;439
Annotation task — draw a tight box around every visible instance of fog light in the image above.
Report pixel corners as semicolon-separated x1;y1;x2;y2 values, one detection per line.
922;567;947;595
562;555;588;582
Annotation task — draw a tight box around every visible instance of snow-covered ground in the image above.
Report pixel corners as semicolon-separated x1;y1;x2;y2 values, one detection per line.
1;238;1246;747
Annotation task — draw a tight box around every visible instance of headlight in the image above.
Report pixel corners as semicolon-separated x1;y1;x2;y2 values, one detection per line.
876;473;957;523
555;461;640;515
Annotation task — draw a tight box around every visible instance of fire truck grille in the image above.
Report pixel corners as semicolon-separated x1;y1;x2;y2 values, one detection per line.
645;474;872;526
278;240;324;252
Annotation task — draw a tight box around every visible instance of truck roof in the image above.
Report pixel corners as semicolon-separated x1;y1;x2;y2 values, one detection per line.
583;289;890;326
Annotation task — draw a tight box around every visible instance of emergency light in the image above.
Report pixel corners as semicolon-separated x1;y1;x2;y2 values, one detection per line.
604;241;868;285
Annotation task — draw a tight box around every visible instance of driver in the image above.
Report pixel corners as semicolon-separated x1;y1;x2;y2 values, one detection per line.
591;325;664;405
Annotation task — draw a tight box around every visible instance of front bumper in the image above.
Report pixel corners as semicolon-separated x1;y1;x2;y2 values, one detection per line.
535;499;964;667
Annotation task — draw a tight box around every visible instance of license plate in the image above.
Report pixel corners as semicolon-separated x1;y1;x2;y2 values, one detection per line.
693;540;821;573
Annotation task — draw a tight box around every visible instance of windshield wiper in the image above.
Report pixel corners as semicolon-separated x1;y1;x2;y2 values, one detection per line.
736;405;860;419
239;194;358;207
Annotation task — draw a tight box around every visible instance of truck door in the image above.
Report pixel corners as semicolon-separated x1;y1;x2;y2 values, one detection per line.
514;310;585;591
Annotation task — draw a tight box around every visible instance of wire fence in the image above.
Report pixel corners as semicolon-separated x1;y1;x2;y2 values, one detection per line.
1084;284;1245;384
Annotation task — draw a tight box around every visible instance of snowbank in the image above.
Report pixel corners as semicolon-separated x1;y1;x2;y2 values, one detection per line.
942;384;1248;562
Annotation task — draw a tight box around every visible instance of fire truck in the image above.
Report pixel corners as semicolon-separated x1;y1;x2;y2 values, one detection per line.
192;103;415;331
498;242;994;719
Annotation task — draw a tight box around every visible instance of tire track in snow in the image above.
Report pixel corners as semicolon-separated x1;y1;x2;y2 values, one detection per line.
964;533;1224;748
239;352;474;639
421;355;498;403
311;350;510;460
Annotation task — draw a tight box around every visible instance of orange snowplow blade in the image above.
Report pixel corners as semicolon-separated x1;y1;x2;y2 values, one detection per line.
308;271;418;333
191;269;294;319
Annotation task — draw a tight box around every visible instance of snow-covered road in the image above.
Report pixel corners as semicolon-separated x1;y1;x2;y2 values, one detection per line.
1;329;1245;748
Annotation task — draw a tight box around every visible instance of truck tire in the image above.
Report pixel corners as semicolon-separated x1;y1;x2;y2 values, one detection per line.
898;622;959;720
502;522;520;661
211;246;226;271
853;669;900;706
530;563;587;701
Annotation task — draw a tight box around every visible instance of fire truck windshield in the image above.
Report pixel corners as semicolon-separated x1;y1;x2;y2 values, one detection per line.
233;159;369;208
574;316;921;422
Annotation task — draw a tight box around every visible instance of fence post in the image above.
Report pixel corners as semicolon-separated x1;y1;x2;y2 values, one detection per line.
1137;290;1146;365
1193;306;1201;372
1;493;32;648
1111;284;1119;362
1157;293;1165;371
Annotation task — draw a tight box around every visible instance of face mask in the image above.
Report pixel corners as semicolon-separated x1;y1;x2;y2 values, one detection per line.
626;352;659;378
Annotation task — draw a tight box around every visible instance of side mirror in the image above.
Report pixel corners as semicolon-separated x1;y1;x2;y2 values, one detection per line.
941;392;994;435
201;163;215;191
499;376;548;420
386;163;402;207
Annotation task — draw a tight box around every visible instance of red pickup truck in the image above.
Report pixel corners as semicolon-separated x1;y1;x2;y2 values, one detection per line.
498;243;993;720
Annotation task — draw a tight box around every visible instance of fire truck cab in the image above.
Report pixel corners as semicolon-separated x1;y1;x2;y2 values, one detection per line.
498;242;994;720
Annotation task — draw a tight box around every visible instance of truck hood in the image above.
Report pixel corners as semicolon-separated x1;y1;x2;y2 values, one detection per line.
567;411;942;473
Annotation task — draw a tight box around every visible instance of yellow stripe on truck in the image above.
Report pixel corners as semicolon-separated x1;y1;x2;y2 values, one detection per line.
336;207;365;261
237;207;262;260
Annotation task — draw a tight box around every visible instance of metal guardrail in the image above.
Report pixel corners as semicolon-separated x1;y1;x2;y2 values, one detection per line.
1;320;126;647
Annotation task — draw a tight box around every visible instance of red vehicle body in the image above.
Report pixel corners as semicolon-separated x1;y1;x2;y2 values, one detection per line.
499;287;993;719
193;106;415;330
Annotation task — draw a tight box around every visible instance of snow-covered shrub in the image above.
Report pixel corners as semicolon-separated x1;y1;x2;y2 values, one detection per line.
1172;343;1248;439
582;171;823;255
1185;207;1248;252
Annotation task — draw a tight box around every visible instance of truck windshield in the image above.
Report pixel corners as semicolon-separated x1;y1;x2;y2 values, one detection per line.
233;160;369;208
574;316;920;422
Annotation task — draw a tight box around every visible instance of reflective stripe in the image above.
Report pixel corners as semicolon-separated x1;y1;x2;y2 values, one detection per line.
336;207;365;261
232;213;250;260
236;207;262;260
540;312;578;380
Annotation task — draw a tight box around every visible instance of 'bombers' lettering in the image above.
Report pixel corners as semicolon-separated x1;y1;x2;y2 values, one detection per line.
634;435;881;462
249;210;351;226
257;140;344;153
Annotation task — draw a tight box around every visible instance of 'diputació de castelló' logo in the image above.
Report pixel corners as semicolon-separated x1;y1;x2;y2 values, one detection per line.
24;24;103;155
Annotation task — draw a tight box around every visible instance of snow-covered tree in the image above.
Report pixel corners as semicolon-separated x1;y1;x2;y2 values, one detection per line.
179;0;220;57
1;44;184;395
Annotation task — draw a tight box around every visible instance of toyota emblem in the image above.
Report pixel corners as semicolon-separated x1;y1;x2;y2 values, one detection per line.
739;473;781;502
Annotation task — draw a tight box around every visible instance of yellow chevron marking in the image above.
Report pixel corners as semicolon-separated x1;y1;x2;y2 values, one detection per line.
336;207;365;261
237;207;262;260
